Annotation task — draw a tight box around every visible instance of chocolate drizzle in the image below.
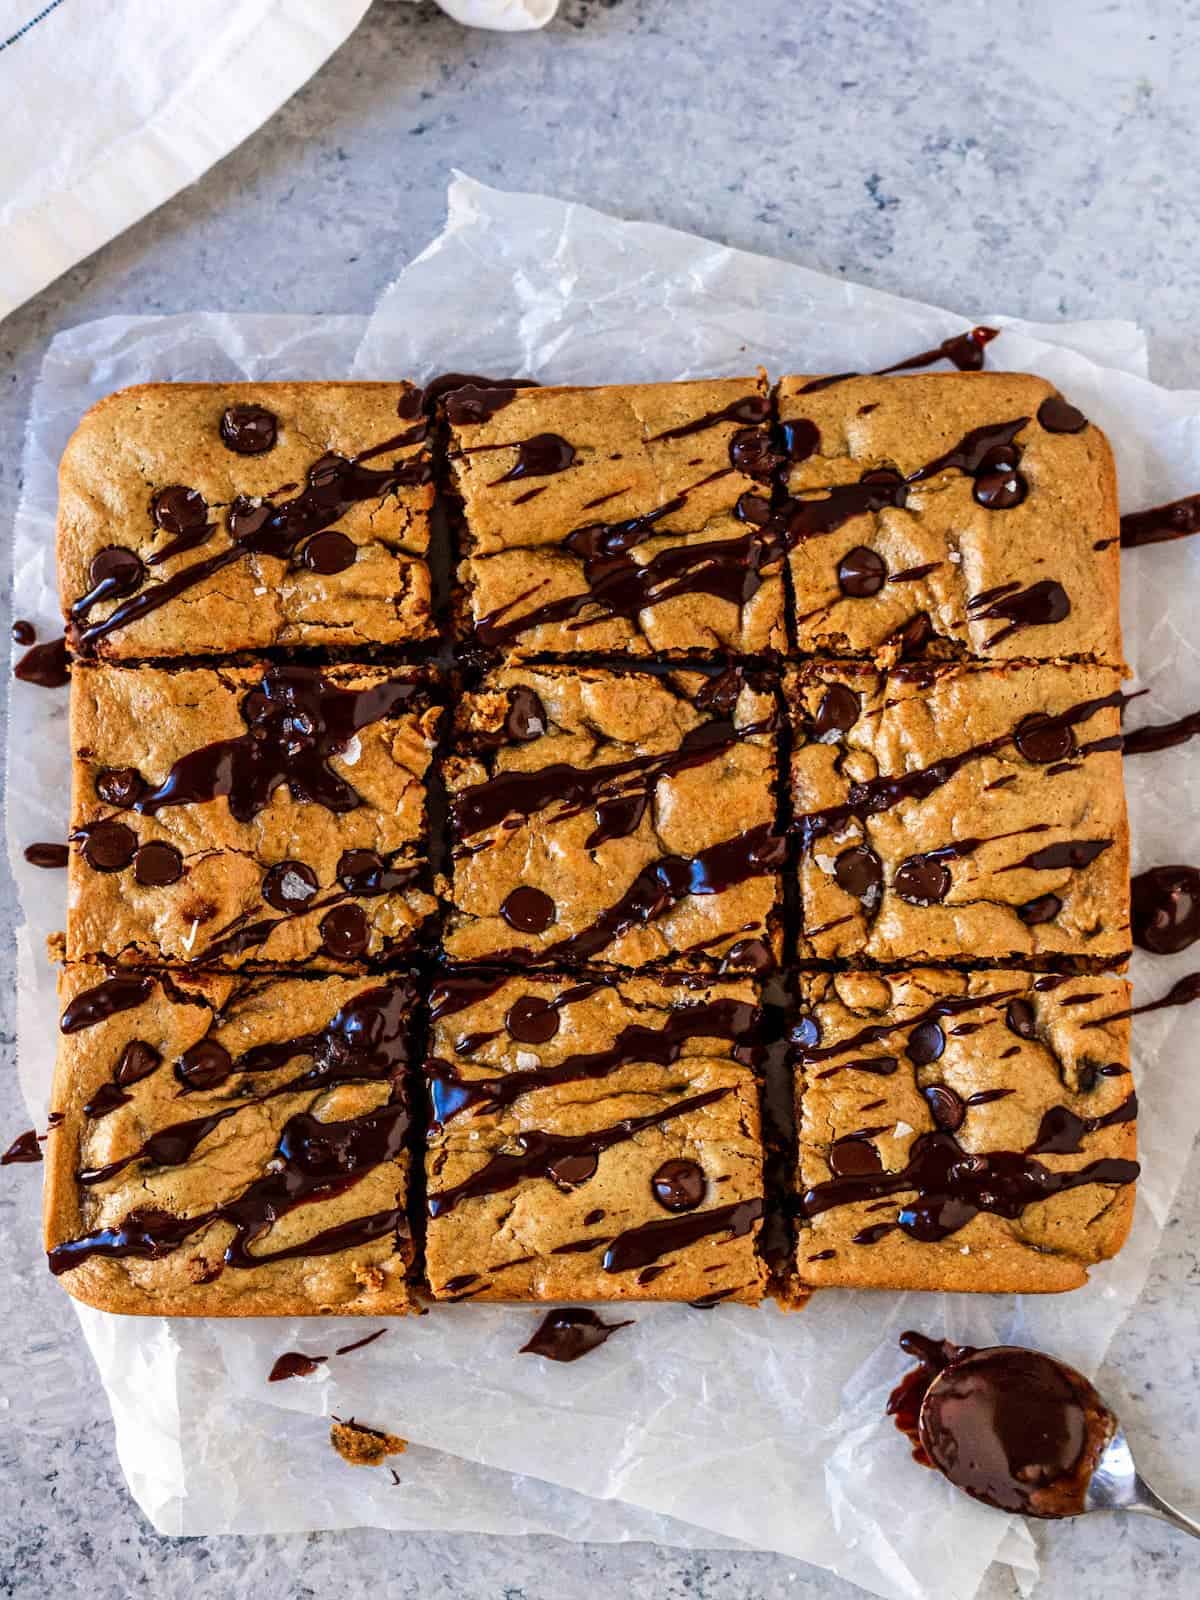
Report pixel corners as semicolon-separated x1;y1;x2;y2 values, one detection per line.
71;434;430;651
601;1197;763;1275
1;1130;43;1165
426;1086;733;1217
426;996;756;1127
798;327;1000;392
1122;707;1200;756
801;1128;1137;1242
116;666;421;825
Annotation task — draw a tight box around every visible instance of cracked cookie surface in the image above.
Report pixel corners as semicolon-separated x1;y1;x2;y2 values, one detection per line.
58;382;434;658
424;970;767;1303
44;967;420;1316
447;376;786;658
67;661;439;969
776;372;1121;666
791;967;1137;1294
787;659;1129;967
441;664;784;971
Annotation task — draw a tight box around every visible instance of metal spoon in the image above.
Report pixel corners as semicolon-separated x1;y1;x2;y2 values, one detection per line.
906;1341;1200;1536
1083;1423;1200;1539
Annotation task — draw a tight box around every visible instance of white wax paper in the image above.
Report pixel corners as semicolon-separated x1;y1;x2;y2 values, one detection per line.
8;177;1200;1600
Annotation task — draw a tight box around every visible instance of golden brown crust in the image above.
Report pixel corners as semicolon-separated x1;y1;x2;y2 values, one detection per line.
777;373;1122;668
424;972;767;1303
58;382;434;658
787;660;1130;966
449;376;786;657
44;966;419;1317
67;662;440;970
441;664;782;971
792;968;1136;1293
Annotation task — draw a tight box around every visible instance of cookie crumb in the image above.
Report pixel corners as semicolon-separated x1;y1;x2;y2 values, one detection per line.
330;1416;407;1467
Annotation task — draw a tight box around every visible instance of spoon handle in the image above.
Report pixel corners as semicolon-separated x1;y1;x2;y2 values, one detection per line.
1132;1474;1200;1542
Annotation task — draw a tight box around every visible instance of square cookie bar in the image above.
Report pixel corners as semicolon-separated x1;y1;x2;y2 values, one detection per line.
59;382;434;659
424;970;767;1302
45;967;419;1316
441;664;784;971
445;375;786;658
775;373;1121;666
791;968;1137;1293
787;660;1129;967
67;662;439;969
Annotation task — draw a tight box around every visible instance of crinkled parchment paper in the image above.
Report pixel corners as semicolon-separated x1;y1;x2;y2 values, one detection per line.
8;178;1200;1600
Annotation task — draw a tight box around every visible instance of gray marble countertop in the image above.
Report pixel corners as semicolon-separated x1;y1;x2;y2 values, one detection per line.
2;2;1198;1596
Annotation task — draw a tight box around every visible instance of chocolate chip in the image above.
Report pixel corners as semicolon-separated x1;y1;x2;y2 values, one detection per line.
176;1039;233;1091
88;545;144;597
650;1158;707;1212
907;1021;945;1065
894;855;951;906
834;845;883;905
133;841;184;887
811;683;860;739
115;1040;162;1086
320;903;370;959
506;994;560;1044
1016;893;1062;925
1037;396;1088;434
1005;998;1037;1039
546;1153;598;1190
501;886;556;933
220;403;278;455
973;445;1027;509
1015;713;1075;765
79;821;137;872
922;1083;966;1132
301;530;356;575
837;546;887;597
828;1136;884;1177
261;860;319;912
336;850;386;896
506;686;547;742
94;767;144;807
151;485;208;533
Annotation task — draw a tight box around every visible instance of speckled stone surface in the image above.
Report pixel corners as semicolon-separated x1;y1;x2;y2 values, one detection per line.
2;1;1200;1595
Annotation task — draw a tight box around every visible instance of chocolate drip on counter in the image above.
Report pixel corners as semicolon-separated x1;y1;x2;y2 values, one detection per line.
71;435;430;650
115;666;420;825
889;1335;1116;1518
601;1196;763;1275
24;842;68;868
14;635;69;687
520;1308;634;1362
11;619;35;645
794;689;1120;850
801;1126;1138;1243
269;1351;326;1382
1132;865;1200;954
426;996;756;1126
1;1130;43;1165
1120;491;1200;548
1122;707;1200;756
427;1086;733;1217
480;824;785;967
49;1097;409;1276
797;327;1000;393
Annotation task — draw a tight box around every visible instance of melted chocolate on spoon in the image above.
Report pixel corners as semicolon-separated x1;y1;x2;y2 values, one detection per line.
887;1333;1116;1518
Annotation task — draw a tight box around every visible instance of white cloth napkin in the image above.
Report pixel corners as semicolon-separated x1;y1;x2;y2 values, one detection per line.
0;0;557;322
